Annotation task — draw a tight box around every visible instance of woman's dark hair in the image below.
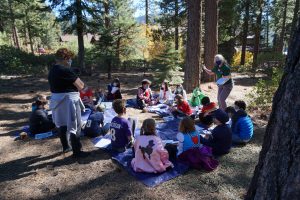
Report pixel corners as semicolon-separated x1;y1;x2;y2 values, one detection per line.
162;82;169;91
140;119;156;136
234;100;246;110
225;106;236;115
112;78;120;87
179;117;196;133
201;96;210;106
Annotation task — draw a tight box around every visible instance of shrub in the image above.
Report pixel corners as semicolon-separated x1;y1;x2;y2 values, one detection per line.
231;51;253;72
247;67;283;109
0;45;55;75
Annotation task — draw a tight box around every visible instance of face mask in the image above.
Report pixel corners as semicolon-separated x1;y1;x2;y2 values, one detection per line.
216;60;222;65
67;59;72;67
144;85;149;89
177;88;182;92
113;83;118;87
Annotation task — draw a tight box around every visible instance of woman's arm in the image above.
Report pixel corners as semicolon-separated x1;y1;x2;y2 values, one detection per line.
73;78;85;91
203;65;215;76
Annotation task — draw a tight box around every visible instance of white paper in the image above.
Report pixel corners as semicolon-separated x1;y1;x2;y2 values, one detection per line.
94;138;111;148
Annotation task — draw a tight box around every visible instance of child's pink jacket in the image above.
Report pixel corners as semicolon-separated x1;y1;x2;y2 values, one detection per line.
131;135;173;173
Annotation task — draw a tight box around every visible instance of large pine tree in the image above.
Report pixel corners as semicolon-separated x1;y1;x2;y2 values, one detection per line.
246;17;300;199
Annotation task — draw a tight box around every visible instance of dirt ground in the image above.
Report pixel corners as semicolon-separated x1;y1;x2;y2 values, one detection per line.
0;72;268;200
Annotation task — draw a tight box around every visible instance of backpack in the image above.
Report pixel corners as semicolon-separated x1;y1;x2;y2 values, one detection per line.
189;87;206;107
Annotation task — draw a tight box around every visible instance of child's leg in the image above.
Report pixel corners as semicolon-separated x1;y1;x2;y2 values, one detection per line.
137;99;146;109
59;126;70;151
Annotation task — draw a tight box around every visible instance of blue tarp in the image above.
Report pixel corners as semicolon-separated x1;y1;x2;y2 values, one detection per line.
112;149;189;187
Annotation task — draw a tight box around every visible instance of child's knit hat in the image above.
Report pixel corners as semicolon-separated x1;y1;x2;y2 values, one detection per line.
211;109;229;124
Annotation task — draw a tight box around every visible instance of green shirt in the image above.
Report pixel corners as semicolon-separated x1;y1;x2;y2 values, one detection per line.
212;64;231;79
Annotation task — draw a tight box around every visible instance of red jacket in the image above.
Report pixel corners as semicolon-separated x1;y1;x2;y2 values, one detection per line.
177;101;193;115
201;102;217;114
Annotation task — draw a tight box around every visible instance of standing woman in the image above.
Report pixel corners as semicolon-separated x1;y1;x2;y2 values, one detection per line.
48;48;88;158
203;54;233;110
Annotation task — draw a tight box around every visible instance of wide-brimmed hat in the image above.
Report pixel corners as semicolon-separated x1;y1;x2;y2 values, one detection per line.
141;79;151;84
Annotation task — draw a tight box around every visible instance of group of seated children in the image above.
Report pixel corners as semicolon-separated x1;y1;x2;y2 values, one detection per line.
80;78;123;109
136;79;193;116
106;95;253;173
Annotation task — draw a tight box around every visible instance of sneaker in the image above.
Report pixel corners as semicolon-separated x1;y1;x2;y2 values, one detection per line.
63;147;72;153
142;108;148;113
72;151;90;159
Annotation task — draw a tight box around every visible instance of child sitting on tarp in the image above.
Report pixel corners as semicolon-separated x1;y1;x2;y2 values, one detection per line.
177;117;219;171
201;97;217;115
226;100;254;144
136;79;154;111
80;86;94;109
131;118;174;173
29;95;55;135
197;114;214;130
110;99;134;153
82;105;110;137
171;94;193;118
156;81;172;104
107;78;122;101
173;84;187;101
201;109;232;156
189;87;206;107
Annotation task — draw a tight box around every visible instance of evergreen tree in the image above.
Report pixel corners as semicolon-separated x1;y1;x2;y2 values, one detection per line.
154;44;183;84
158;0;187;50
94;0;139;79
45;0;101;71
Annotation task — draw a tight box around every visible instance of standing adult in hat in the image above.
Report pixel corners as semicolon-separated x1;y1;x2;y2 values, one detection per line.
29;95;55;134
201;109;232;156
203;54;233;110
136;79;153;111
48;48;88;158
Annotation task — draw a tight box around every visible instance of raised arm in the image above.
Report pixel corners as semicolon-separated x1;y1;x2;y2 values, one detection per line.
203;65;215;76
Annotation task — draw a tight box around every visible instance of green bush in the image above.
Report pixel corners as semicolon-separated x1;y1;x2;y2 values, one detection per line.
247;67;283;109
0;45;55;75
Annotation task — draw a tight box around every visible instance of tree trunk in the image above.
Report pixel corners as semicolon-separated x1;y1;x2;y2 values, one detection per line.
174;0;179;50
8;0;20;49
184;0;201;92
246;17;300;200
240;0;250;65
76;0;85;72
203;0;218;82
276;0;289;53
289;0;299;46
266;5;269;48
252;0;263;72
27;26;34;54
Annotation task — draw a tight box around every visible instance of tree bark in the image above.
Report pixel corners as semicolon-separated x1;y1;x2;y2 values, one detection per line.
289;0;299;46
240;0;250;65
246;17;300;200
174;0;179;50
203;0;218;82
27;26;34;54
8;0;20;49
276;0;289;53
184;0;201;92
252;0;263;72
104;0;112;79
76;0;85;72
